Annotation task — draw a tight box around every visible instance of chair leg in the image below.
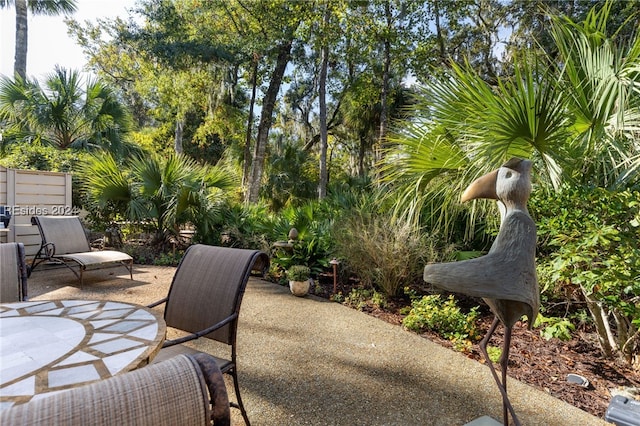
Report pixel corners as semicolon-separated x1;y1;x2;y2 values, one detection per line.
229;368;251;426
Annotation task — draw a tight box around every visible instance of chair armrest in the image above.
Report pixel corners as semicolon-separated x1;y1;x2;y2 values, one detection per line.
147;297;168;309
189;353;231;426
162;313;238;347
42;242;56;258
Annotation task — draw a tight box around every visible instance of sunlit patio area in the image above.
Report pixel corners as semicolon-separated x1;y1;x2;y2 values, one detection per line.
21;264;605;426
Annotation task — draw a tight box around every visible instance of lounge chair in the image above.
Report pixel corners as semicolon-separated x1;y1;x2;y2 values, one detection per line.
29;215;133;285
0;242;28;302
0;353;231;426
149;244;270;426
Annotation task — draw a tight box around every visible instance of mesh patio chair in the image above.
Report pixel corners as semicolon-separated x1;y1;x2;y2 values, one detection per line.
0;353;231;426
149;244;269;426
0;242;28;302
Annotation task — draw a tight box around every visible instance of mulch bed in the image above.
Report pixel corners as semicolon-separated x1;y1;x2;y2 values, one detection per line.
312;274;640;419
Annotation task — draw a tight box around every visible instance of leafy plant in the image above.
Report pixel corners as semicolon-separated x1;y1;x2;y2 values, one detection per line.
331;205;442;297
153;250;184;267
0;68;134;155
532;186;640;367
343;288;386;311
268;202;333;276
487;345;502;363
286;265;310;282
80;151;235;246
402;295;481;347
534;314;576;341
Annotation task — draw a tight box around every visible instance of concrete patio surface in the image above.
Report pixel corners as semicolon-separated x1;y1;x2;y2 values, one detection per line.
26;264;609;426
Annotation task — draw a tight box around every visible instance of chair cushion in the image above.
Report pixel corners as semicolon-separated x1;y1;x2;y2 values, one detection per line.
56;250;132;267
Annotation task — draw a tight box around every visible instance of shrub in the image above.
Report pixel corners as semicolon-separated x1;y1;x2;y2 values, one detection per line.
531;186;640;367
268;202;332;276
402;295;481;347
1;143;84;172
343;288;387;311
331;209;443;297
286;265;310;281
534;313;575;341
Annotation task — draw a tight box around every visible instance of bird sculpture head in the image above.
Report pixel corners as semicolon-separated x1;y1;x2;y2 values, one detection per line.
460;158;532;211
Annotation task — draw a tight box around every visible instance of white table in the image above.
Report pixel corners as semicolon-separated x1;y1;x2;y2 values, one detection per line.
0;299;166;409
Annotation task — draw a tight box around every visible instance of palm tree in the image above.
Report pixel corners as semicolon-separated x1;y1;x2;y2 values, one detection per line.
548;2;640;187
0;0;77;79
0;67;132;154
380;2;640;237
81;152;237;245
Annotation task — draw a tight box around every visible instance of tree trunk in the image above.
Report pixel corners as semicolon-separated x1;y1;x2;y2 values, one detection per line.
377;0;392;164
317;7;330;200
433;0;446;64
358;136;366;178
14;0;28;79
174;117;184;153
246;41;293;203
582;288;616;359
242;55;259;190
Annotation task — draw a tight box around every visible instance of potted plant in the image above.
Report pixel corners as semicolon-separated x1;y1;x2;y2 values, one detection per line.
286;265;311;297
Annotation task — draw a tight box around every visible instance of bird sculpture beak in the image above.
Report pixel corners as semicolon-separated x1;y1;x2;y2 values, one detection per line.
460;169;499;202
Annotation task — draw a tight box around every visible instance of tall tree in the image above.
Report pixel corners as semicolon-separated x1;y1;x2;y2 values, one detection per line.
244;1;308;203
0;0;77;79
247;39;296;203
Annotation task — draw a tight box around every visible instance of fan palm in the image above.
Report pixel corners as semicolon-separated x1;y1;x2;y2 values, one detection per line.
380;2;640;238
81;151;237;245
380;58;570;238
0;67;132;154
549;2;640;187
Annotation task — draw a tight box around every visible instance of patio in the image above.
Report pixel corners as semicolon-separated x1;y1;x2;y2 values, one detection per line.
25;264;606;426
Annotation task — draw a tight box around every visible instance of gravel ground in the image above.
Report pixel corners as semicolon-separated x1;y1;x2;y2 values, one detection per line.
26;264;608;426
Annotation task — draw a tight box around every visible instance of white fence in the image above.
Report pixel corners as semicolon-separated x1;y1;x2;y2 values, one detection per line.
0;166;73;257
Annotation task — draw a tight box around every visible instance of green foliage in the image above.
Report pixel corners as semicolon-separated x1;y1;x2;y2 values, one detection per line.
534;313;575;341
286;265;310;281
402;295;481;347
0;143;88;211
344;288;387;311
331;201;444;297
211;201;271;249
532;186;640;365
268;202;333;276
486;345;502;363
153;250;184;267
0;143;85;172
261;142;317;211
80;151;235;246
0;68;134;155
380;2;640;239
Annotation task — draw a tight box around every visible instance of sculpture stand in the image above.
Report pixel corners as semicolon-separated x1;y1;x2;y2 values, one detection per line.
478;318;521;426
464;416;502;426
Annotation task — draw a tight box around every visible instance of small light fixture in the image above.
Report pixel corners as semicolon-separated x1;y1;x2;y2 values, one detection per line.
329;258;340;294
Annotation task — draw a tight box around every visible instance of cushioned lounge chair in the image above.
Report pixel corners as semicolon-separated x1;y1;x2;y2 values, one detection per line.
149;244;269;426
0;353;231;426
0;242;28;302
29;215;133;285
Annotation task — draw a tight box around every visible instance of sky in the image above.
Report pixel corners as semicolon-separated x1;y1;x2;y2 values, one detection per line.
1;0;136;81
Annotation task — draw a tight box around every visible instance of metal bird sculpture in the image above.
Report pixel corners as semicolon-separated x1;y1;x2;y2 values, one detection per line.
423;158;539;426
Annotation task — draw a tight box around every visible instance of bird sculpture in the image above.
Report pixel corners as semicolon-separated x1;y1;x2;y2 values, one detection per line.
423;158;539;426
